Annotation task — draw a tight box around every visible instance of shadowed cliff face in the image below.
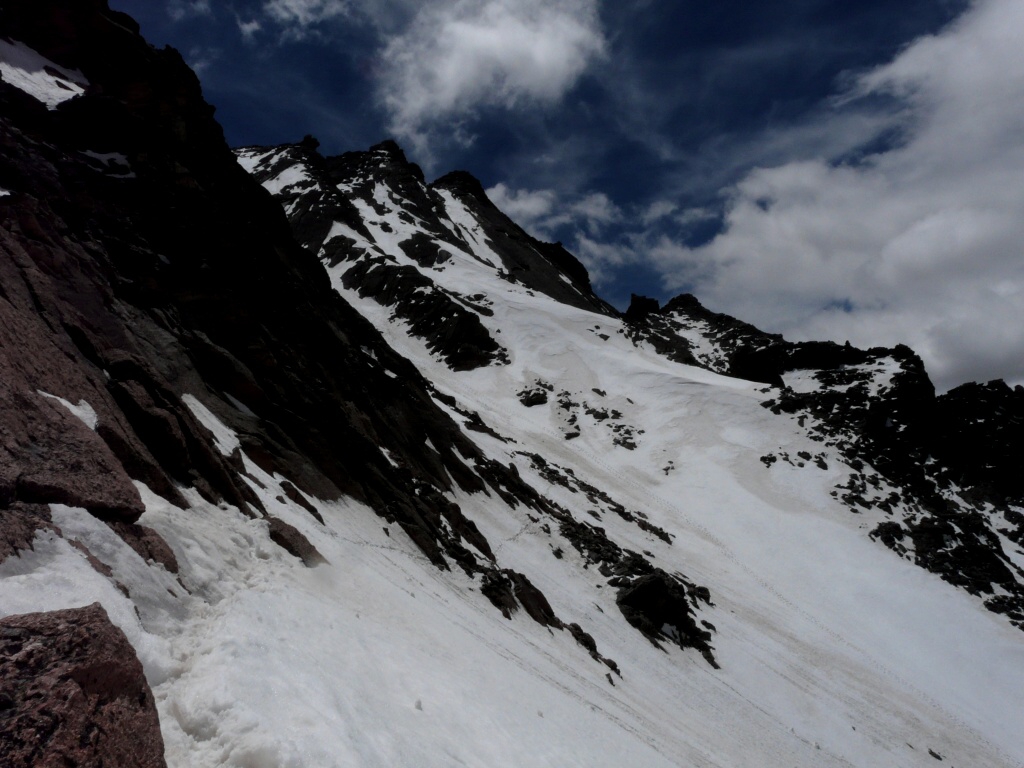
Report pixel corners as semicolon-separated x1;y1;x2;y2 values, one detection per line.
0;0;515;569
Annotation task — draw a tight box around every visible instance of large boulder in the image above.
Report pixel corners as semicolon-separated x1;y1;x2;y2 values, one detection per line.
0;603;166;768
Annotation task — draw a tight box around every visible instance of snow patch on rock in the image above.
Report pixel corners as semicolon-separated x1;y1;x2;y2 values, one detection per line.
182;394;240;457
0;38;88;109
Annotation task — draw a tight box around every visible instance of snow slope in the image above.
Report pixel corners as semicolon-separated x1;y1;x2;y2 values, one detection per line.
226;143;1024;766
0;89;1020;766
6;365;1021;766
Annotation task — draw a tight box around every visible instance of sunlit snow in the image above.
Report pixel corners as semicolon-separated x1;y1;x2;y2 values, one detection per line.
0;38;88;109
223;153;1024;766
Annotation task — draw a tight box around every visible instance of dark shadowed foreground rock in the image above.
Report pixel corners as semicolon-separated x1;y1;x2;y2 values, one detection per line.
0;603;166;768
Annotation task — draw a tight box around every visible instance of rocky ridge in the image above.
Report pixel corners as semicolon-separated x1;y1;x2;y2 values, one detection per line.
625;294;1024;628
234;138;616;371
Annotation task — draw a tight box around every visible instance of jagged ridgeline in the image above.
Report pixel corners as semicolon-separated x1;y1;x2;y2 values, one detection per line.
235;138;617;370
2;1;1023;767
624;294;1024;628
237;129;1024;633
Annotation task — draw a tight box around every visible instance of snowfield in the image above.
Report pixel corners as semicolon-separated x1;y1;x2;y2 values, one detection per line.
2;142;1022;768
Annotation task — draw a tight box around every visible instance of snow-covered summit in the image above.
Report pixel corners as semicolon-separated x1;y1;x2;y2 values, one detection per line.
235;138;614;371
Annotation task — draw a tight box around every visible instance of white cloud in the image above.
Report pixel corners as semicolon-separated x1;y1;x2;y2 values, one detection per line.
254;0;602;156
641;200;677;225
378;0;605;151
569;192;621;234
486;183;557;229
486;184;621;240
575;234;638;287
654;0;1024;391
263;0;350;27
168;0;212;22
237;18;263;40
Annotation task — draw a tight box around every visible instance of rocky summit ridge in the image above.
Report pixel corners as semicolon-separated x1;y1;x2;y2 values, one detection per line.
2;2;1023;767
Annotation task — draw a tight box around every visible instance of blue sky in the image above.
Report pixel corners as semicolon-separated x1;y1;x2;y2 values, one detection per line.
110;0;1024;390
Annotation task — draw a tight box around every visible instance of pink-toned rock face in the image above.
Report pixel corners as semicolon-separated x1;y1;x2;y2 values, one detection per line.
104;521;180;574
0;503;57;565
0;602;166;768
0;237;148;522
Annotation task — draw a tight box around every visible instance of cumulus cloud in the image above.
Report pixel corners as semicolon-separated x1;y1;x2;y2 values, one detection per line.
378;0;605;151
486;184;621;239
569;193;622;234
575;235;640;287
641;200;677;225
655;0;1024;390
254;0;603;155
486;183;557;230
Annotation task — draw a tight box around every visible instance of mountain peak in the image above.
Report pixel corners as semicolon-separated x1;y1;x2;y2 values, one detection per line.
623;293;661;321
369;138;406;160
326;139;426;185
662;292;704;313
432;169;494;208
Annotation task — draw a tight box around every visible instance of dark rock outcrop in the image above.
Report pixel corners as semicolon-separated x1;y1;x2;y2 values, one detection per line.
105;522;179;574
480;568;560;627
623;293;781;379
760;351;1024;626
931;380;1024;506
0;603;166;768
266;515;326;567
478;567;622;670
236;141;511;371
433;171;615;316
615;569;718;667
340;257;508;370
